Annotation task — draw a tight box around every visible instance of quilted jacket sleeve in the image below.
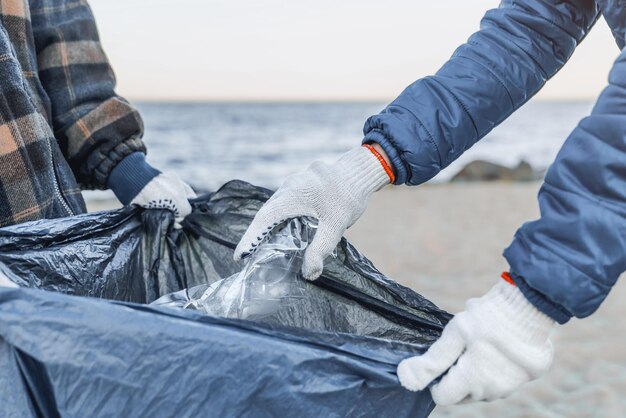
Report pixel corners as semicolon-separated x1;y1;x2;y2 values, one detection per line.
504;47;626;323
363;0;599;186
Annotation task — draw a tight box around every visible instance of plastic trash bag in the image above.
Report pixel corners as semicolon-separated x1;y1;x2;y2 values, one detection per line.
0;180;451;417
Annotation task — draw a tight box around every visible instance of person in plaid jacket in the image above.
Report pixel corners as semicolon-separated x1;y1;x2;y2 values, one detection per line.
0;0;194;228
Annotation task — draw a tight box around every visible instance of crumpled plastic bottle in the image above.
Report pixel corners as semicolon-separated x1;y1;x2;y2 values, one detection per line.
152;218;317;321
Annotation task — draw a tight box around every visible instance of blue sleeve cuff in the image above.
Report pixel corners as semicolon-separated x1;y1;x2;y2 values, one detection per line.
362;130;407;185
107;152;160;205
509;271;572;324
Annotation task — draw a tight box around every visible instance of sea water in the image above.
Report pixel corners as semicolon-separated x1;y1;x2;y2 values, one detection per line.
85;100;593;200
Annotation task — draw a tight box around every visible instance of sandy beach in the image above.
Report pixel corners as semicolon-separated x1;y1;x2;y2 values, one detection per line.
87;182;625;417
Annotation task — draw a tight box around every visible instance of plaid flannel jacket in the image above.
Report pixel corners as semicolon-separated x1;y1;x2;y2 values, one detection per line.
0;0;145;227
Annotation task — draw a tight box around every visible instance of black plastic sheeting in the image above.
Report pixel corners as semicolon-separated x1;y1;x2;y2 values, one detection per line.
0;180;451;417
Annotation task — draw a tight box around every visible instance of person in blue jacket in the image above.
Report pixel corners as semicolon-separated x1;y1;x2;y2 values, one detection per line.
235;0;626;406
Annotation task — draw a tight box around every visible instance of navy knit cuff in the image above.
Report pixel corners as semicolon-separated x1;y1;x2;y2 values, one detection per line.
107;152;160;205
509;271;572;324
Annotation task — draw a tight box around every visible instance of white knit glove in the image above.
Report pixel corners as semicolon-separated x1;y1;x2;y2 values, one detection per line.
397;281;555;405
131;172;197;228
234;147;391;279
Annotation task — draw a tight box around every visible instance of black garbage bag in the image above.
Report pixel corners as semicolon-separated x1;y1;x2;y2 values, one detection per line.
0;180;451;417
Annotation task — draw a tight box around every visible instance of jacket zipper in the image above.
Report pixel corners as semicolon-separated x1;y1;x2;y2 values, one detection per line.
51;155;75;217
44;135;75;217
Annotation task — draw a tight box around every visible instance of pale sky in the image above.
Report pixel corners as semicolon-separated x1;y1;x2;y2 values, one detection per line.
89;0;619;102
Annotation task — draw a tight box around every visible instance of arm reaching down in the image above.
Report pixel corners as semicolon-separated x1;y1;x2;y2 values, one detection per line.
364;0;599;185
504;46;626;322
31;0;195;223
31;0;145;189
237;0;599;278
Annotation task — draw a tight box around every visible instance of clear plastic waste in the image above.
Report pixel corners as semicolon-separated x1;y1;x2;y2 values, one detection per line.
152;218;316;321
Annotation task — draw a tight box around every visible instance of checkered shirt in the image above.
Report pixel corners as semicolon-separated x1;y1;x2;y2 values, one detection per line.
0;0;144;227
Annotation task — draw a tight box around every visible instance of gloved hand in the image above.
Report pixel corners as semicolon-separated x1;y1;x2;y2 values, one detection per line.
130;172;196;227
107;152;196;227
234;146;393;280
397;280;555;405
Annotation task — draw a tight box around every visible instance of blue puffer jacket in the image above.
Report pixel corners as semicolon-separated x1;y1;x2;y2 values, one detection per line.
363;0;625;324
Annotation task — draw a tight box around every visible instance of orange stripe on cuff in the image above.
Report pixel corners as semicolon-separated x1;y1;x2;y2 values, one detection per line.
363;144;395;183
501;271;517;286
